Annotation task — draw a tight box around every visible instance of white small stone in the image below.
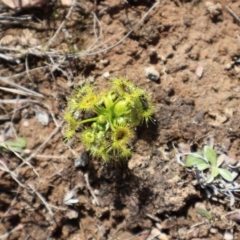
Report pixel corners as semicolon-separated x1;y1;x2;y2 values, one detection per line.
210;228;218;234
148;228;161;239
22;120;29;127
158;233;170;240
144;66;160;81
224;231;234;240
100;59;109;66
102;71;110;79
224;63;232;70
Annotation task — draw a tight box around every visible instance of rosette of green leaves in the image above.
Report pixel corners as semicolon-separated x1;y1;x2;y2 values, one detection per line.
185;146;233;183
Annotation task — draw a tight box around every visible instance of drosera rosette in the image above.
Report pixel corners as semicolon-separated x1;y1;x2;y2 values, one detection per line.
174;141;240;206
64;77;155;162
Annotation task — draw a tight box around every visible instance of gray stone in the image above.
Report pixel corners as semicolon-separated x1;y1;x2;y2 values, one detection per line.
144;66;160;81
75;152;88;167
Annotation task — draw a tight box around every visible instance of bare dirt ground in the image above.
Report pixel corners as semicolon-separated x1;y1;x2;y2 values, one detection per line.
1;0;240;239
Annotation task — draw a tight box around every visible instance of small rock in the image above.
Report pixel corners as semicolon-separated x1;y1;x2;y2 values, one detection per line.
224;231;234;240
100;59;109;66
224;63;233;70
66;209;79;219
75;152;88;167
210;228;218;234
149;48;157;59
34;109;49;126
144;66;160;81
205;2;222;16
22;120;29;127
195;62;204;79
146;228;161;240
102;71;110;79
93;189;99;195
61;0;74;6
158;233;170;240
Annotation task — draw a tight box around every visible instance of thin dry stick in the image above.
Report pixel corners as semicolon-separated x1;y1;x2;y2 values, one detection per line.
45;0;76;49
0;141;39;177
0;160;25;188
0;74;44;98
0;86;36;96
0;188;19;223
82;0;161;56
0;99;31;104
17;121;64;169
84;173;99;206
226;6;240;24
0;224;24;240
27;183;54;216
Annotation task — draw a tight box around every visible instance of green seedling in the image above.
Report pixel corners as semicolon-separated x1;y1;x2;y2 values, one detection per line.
0;137;27;153
196;207;215;224
64;78;154;161
185;146;233;183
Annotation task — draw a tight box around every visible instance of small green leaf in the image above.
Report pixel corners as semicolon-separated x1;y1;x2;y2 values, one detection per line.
219;168;233;182
197;208;212;219
0;137;27;152
196;163;210;171
206;174;214;184
211;166;219;177
185;154;206;167
204;146;217;166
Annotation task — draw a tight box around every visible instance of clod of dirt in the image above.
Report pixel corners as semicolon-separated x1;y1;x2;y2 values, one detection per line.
144;66;160;81
205;2;222;17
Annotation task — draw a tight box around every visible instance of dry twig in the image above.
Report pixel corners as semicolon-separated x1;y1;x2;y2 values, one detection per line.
226;6;240;24
84;173;99;206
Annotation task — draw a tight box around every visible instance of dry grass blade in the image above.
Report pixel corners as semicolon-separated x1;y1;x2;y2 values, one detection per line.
0;141;39;177
17;121;64;169
84;173;99;206
0;158;25;188
0;76;44;98
0;224;24;240
27;183;54;216
0;86;37;96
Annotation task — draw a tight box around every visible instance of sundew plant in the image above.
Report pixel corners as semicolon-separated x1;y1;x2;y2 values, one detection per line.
64;78;154;161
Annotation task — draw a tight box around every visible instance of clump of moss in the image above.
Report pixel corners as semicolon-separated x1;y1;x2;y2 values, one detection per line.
64;77;154;162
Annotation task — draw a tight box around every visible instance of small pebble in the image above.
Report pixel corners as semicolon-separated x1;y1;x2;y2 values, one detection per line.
195;62;204;79
147;228;161;240
149;48;157;58
75;152;88;167
224;231;234;240
34;109;49;126
144;66;160;81
224;63;232;70
22;120;29;127
158;233;170;240
66;209;79;219
100;59;109;66
93;189;99;195
210;228;218;234
102;71;110;79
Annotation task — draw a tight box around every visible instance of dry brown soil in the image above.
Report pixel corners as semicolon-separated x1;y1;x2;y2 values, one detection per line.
1;0;240;239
